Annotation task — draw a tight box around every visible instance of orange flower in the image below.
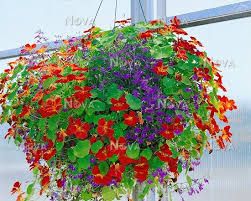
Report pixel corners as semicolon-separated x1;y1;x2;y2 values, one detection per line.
138;30;153;40
221;126;232;143
11;181;21;194
38;96;62;118
21;43;36;53
218;95;237;113
20;105;32;118
153;61;168;76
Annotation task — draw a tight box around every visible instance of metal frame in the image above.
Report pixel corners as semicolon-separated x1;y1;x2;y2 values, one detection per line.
0;1;251;60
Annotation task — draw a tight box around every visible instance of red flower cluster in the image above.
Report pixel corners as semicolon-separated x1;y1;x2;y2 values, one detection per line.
160;116;184;140
66;117;90;139
156;144;178;173
110;95;129;111
123;111;139;126
134;157;149;182
92;163;125;185
38;96;62;118
97;118;114;138
66;86;92;109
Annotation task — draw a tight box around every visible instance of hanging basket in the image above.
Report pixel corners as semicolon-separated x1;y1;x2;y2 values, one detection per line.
0;18;237;201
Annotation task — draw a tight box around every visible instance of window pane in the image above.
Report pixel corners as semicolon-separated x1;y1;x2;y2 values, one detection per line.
166;0;246;16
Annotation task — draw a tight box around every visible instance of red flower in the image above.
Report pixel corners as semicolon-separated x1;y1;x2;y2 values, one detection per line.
66;86;92;109
194;67;212;81
134;157;149;182
92;166;112;185
218;95;237;113
138;30;153;40
11;181;21;194
43;148;56;161
110;95;129;111
19;105;32;118
153;61;168;76
97;118;114;138
156;144;178;173
72;86;92;103
170;16;181;27
108;163;125;182
115;18;131;25
66;117;90;139
119;154;138;165
160;123;175;140
176;49;188;60
193;113;207;131
41;175;50;187
38;96;62;118
56;179;63;188
21;43;36;53
156;144;172;162
160;117;184;140
57;130;67;142
96;146;112;161
56;74;86;83
123;111;139;127
221;126;232;143
70;64;88;72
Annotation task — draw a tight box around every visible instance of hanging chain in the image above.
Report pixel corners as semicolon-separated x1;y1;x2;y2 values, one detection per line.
92;0;104;27
138;0;147;22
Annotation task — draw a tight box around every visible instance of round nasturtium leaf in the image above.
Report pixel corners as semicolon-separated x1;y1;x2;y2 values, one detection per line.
91;140;103;153
126;143;140;159
125;93;142;110
73;140;91;158
77;155;91;170
141;148;153;160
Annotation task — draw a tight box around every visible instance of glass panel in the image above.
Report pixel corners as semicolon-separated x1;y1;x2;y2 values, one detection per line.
179;17;251;201
166;0;246;16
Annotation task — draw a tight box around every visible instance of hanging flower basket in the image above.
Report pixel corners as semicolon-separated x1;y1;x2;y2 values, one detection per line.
0;18;237;201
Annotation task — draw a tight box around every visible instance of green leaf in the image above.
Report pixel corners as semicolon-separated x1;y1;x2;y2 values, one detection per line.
186;175;192;187
126;143;140;159
150;157;164;169
141;148;152;160
73;140;91;158
89;100;106;112
106;84;123;103
26;183;34;195
56;142;64;151
109;155;118;163
102;187;116;201
178;162;182;173
62;66;72;76
91;140;103;153
67;148;76;162
125;94;142;110
99;161;109;175
162;77;176;88
150;45;173;59
90;88;103;99
43;76;57;89
77;156;90;170
81;191;92;201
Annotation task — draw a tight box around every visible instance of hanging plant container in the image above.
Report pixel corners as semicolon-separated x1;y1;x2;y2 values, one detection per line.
0;18;237;201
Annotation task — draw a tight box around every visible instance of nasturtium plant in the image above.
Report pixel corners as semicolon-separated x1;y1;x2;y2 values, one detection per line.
0;17;237;201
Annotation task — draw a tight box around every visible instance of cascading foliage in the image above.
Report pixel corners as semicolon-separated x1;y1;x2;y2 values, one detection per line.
0;18;237;201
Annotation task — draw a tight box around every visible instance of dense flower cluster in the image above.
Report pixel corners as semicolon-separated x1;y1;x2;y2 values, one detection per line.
0;18;236;201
